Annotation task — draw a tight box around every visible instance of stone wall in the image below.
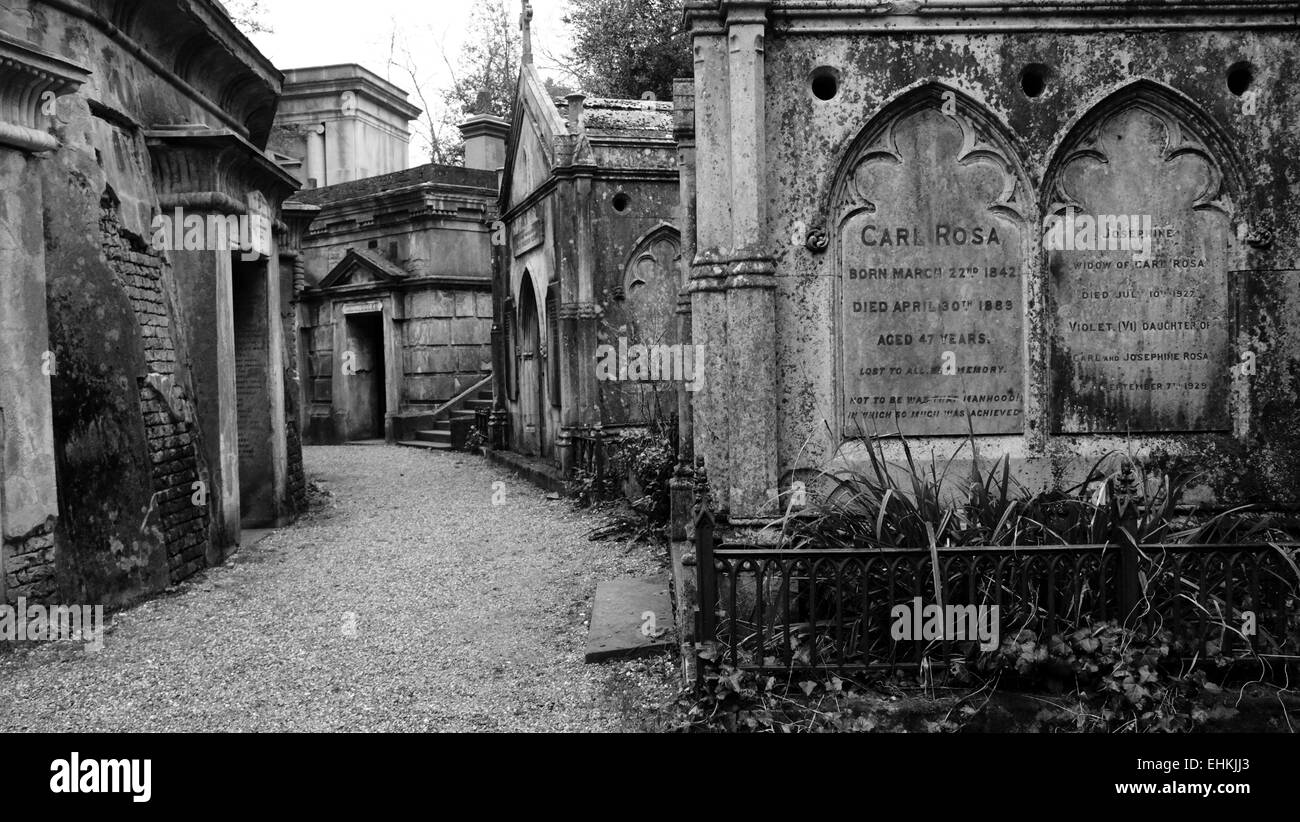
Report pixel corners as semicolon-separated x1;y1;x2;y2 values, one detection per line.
102;195;212;581
402;288;494;405
0;0;296;605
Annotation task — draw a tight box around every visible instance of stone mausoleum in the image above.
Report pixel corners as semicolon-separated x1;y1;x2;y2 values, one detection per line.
680;0;1300;523
268;63;422;189
282;81;505;446
0;0;305;608
495;11;683;476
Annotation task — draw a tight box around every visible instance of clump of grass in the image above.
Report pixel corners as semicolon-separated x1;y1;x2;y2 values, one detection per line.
773;428;1299;551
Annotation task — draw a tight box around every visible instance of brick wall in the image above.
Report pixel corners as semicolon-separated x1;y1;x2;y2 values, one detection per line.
101;197;212;583
3;524;56;603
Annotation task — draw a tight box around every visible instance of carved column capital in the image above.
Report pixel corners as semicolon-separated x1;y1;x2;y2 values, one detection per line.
146;125;301;214
0;33;89;153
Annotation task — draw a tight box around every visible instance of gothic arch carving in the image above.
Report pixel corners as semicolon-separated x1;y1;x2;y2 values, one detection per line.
620;223;680;299
1042;79;1245;222
1041;80;1242;434
827;83;1035;231
829;84;1034;439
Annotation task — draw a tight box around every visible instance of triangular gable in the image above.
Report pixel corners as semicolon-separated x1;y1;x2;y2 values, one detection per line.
500;61;568;212
318;248;409;290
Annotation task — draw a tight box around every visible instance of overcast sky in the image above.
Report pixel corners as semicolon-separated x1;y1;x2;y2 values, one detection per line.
244;0;575;165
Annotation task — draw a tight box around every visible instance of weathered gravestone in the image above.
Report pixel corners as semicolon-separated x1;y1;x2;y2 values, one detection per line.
839;103;1030;437
1047;101;1236;433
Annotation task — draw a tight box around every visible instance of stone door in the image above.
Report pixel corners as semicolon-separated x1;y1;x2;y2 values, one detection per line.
518;276;544;455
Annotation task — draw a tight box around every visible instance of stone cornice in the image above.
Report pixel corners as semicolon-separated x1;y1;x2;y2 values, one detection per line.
768;0;1300;31
0;33;89;153
301;274;492;300
687;0;1300;32
276;201;321;254
146;125;302;213
38;0;282;144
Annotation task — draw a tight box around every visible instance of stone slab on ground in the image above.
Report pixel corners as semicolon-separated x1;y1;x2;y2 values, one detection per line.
585;575;675;663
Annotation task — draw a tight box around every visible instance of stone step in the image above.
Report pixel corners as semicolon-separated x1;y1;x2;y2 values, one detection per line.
415;429;451;443
397;440;453;451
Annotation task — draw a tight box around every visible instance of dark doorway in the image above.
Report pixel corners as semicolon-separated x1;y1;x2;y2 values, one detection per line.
232;258;275;527
343;311;386;440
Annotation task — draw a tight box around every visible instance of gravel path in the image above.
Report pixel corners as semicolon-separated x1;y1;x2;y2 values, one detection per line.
0;446;679;732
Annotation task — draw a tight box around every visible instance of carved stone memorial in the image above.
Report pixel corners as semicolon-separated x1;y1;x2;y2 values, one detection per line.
1047;98;1233;433
838;99;1029;436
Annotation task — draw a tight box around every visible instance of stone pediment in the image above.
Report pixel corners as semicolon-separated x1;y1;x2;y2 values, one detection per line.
318;248;410;290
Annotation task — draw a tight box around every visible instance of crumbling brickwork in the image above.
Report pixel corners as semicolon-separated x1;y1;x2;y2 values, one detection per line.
101;195;212;583
3;524;57;603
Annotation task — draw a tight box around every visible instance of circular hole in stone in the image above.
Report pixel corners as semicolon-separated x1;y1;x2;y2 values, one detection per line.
1021;64;1048;98
1227;61;1253;96
810;67;840;101
612;192;631;212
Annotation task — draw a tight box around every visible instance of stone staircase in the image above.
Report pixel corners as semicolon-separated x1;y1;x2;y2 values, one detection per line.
398;380;493;452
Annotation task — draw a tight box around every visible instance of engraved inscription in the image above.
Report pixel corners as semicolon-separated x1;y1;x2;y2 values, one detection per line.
1048;102;1232;433
839;102;1027;436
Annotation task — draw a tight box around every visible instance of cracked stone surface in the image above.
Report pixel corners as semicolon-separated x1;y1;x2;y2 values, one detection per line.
0;446;678;732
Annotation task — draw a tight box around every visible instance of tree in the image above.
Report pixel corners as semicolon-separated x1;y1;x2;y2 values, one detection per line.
390;0;520;165
563;0;691;101
221;0;272;35
442;0;520;122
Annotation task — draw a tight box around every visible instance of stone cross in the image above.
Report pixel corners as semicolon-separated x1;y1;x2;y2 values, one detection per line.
520;0;534;65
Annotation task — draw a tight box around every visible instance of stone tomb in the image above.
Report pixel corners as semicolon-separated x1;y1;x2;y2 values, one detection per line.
681;0;1300;519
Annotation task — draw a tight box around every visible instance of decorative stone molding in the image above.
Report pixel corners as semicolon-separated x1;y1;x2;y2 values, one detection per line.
146;125;301;215
276;201;321;256
0;33;89;153
557;301;602;320
725;254;777;290
688;250;730;293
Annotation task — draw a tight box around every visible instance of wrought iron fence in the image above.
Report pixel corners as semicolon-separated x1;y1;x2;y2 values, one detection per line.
694;510;1300;678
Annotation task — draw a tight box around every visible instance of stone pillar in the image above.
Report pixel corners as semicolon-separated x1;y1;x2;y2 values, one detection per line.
572;170;601;432
670;77;699;540
719;1;779;521
0;39;88;604
555;176;579;474
489;218;510;449
278;201;320;516
687;7;733;513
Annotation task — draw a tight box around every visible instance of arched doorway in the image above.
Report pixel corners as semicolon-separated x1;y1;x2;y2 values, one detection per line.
517;274;545;455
